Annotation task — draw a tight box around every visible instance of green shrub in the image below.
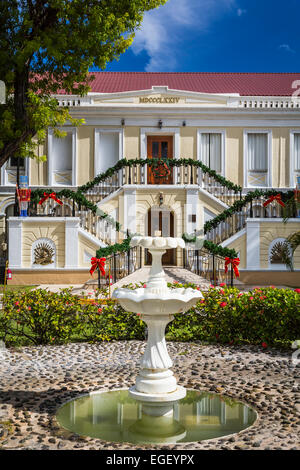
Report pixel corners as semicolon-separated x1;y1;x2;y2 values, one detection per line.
0;285;299;349
167;284;300;349
0;288;145;346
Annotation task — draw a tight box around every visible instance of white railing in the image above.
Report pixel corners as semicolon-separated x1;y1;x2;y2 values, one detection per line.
239;98;300;109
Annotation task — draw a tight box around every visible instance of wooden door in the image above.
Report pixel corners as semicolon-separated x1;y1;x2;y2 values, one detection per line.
147;136;173;184
146;209;175;265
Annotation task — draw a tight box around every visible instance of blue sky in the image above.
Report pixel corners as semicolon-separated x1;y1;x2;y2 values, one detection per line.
103;0;300;72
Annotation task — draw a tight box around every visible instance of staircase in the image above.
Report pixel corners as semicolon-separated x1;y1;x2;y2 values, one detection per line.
28;159;295;288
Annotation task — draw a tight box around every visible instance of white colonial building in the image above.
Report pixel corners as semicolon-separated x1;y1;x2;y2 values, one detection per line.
1;72;300;285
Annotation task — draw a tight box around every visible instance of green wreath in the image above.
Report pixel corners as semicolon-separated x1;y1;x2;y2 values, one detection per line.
150;158;171;178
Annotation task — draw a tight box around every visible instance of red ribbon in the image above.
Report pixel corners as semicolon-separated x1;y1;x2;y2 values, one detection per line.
263;194;285;208
224;257;240;278
38;192;63;206
90;257;106;276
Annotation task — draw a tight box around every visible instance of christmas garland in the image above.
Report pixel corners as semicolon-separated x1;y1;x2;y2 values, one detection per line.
30;188;121;232
96;237;132;259
78;158;242;194
182;234;238;259
203;189;295;234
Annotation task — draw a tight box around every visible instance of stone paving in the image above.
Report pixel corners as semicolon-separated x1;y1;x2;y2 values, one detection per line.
0;340;299;450
82;267;214;293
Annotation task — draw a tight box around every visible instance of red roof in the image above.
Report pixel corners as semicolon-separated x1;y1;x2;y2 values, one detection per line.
84;72;300;97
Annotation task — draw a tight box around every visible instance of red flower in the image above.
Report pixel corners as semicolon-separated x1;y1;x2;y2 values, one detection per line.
262;342;268;349
269;286;276;289
219;302;227;307
259;296;266;300
15;301;20;306
219;289;225;295
249;296;254;301
200;299;205;304
98;308;103;313
143;284;147;288
28;306;31;310
209;284;215;288
216;334;219;339
295;288;300;294
219;283;226;287
238;293;244;297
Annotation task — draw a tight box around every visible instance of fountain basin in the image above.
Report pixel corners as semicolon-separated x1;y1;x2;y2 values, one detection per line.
113;286;203;315
56;389;258;445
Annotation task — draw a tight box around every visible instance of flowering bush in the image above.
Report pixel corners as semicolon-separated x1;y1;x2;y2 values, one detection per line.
167;284;300;349
0;288;145;346
0;284;299;349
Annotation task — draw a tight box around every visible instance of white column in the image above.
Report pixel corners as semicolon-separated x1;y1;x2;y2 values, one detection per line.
123;188;136;235
185;188;198;234
65;218;79;268
246;220;260;270
8;218;22;268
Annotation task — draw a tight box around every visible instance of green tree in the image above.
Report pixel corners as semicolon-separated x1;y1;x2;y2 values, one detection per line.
0;0;167;167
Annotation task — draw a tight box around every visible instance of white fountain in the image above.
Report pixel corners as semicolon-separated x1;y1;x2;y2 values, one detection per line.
112;234;203;418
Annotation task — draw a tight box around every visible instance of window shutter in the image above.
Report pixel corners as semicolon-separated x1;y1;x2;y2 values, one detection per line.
248;133;268;171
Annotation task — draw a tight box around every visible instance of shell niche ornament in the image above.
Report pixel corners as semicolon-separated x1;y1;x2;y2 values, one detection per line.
33;242;55;265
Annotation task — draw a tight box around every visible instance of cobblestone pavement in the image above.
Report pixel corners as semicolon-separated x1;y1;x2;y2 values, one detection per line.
0;341;299;450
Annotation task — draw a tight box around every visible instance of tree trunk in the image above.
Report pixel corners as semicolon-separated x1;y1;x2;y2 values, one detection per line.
0;68;35;169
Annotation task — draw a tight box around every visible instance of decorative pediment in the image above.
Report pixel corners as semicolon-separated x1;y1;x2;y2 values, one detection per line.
90;86;240;108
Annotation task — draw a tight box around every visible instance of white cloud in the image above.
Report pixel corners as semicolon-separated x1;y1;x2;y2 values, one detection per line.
132;0;236;71
279;44;295;53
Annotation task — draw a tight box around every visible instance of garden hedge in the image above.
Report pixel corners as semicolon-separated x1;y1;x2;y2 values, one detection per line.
1;284;299;350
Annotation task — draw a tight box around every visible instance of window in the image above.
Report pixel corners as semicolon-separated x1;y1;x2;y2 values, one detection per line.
294;134;300;170
48;128;76;186
8;157;25;169
247;133;268;172
94;129;123;177
291;132;300;187
200;133;222;173
1;156;28;186
244;131;271;188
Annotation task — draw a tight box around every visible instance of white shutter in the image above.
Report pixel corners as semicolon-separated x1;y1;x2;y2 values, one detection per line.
52;132;72;171
295;134;300;170
201;134;210;167
248;133;267;171
96;132;119;175
210;134;221;172
201;133;221;173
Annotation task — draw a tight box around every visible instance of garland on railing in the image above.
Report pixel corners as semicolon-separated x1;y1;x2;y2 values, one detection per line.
203;189;295;234
182;233;238;259
78;158;242;193
96;237;132;259
30;188;121;231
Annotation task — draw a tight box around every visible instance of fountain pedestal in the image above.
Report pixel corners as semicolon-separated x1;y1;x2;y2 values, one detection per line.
112;236;203;417
129;312;186;416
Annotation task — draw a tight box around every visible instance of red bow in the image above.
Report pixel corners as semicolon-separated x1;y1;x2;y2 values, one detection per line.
90;257;106;276
224;257;240;278
38;192;63;206
263;194;285;208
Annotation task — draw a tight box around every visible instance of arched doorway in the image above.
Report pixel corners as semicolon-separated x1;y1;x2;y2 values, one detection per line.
146;207;175;265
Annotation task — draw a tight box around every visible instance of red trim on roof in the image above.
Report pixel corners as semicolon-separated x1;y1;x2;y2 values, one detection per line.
72;72;300;97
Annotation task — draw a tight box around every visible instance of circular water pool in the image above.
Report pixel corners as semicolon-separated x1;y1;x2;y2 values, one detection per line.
56;389;257;445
